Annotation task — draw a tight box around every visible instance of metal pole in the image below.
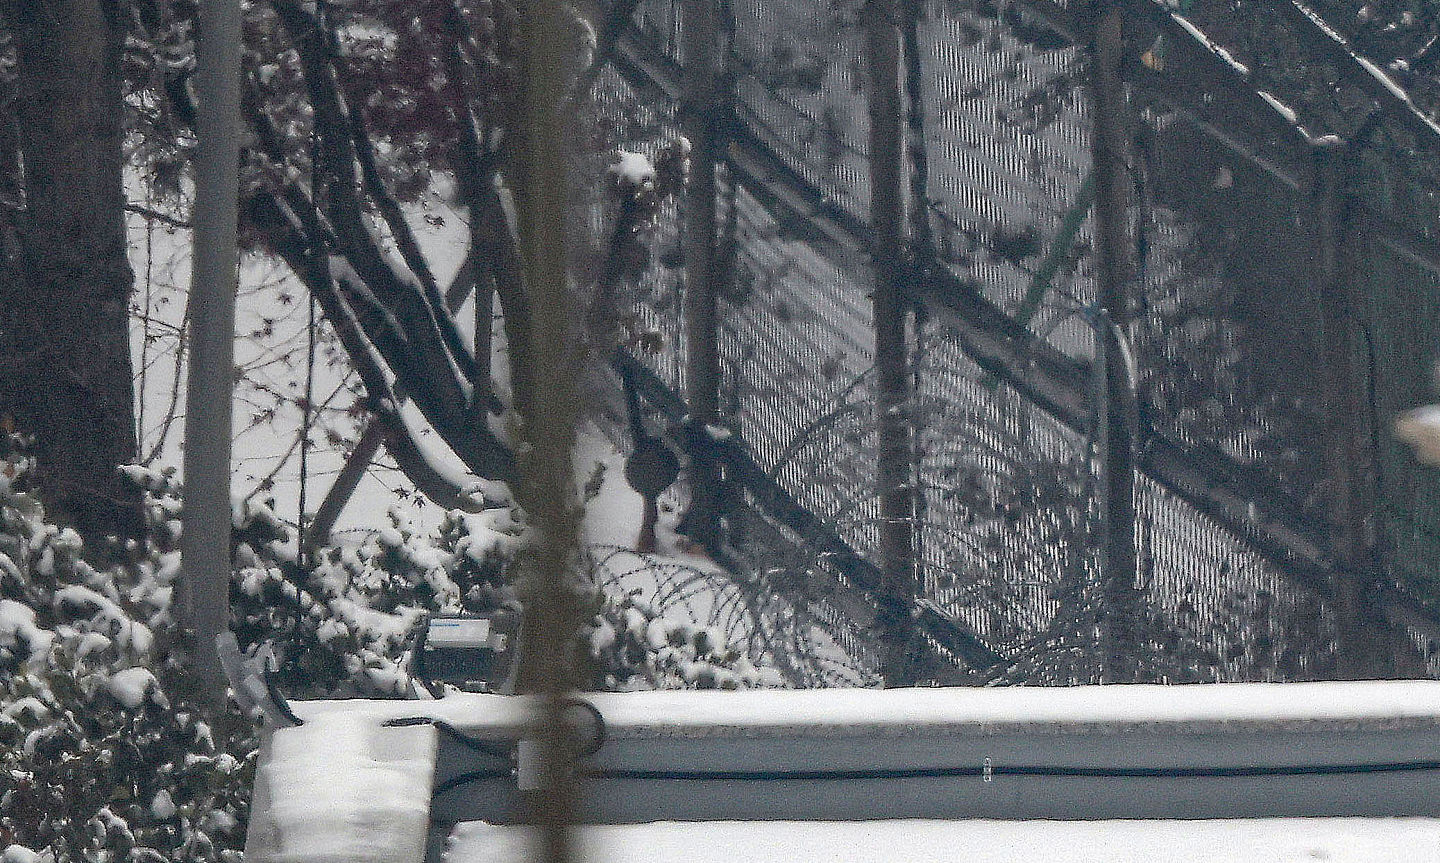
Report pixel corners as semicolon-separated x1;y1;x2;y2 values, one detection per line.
680;0;724;552
180;0;243;702
1312;140;1384;679
515;1;581;859
867;0;919;687
1090;1;1141;684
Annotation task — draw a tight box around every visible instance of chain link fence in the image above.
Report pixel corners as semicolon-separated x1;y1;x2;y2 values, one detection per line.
576;0;1440;683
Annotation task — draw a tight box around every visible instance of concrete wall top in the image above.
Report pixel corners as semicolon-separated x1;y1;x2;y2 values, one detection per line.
291;680;1440;739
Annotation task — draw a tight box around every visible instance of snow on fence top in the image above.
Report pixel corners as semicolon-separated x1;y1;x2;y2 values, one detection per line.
292;679;1440;738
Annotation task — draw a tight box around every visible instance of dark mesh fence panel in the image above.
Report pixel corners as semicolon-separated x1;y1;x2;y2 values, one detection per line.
721;180;878;551
1366;239;1440;601
580;0;1440;684
1135;475;1338;683
1132;110;1327;510
726;0;872;218
923;4;1094;361
914;331;1085;656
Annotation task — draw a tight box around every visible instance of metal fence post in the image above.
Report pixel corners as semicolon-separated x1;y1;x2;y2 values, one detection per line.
515;0;582;858
680;0;724;552
1312;139;1387;679
867;0;919;686
1089;1;1141;684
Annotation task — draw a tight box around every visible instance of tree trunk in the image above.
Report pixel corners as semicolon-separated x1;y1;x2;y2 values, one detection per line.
180;0;244;700
0;0;141;543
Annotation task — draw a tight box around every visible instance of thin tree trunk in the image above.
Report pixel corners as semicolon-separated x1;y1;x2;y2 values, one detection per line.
0;0;142;543
1090;2;1141;684
306;424;384;550
180;0;243;699
867;0;919;687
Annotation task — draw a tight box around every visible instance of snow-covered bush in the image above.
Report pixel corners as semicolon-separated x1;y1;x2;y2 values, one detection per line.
0;433;781;863
583;587;784;691
1;444;252;863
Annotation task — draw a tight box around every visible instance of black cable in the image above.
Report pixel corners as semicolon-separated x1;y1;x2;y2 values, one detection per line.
560;697;607;758
262;668;306;728
384;697;606;764
425;755;1440;800
433;768;514;797
591;759;1440;782
383;716;515;762
427;754;1440;793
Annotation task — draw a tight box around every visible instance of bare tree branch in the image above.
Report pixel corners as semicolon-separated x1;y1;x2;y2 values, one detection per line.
274;0;481;431
442;16;537;417
146;2;514;505
124;203;192;228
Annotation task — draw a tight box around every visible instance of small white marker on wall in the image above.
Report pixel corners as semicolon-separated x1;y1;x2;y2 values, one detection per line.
516;740;543;792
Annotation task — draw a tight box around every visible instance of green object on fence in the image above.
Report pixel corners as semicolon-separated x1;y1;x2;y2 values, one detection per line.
1015;170;1097;329
981;170;1095;391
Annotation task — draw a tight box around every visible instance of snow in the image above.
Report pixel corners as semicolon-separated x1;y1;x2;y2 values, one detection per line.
255;711;435;863
1396;405;1440;464
443;818;1440;863
1170;14;1251;77
609;151;656;188
1356;54;1413;103
2;697;49;721
1;845;47;863
1256;90;1299;126
0;599;52;664
53;585;154;654
287;679;1440;736
107;667;162;709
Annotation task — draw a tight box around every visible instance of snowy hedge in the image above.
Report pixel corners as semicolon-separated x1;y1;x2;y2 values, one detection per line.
0;436;779;863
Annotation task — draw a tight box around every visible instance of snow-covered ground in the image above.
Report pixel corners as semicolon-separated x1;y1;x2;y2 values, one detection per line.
443;818;1440;863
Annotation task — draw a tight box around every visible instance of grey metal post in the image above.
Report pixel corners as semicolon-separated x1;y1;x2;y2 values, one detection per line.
1090;1;1141;684
867;0;919;686
680;0;723;551
180;0;243;701
1312;140;1386;678
515;1;582;859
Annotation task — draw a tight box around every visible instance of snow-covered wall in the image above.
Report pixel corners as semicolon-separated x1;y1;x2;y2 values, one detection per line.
248;681;1440;863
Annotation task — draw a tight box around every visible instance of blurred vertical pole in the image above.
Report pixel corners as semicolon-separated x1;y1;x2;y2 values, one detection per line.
515;1;581;860
180;0;243;702
1312;140;1383;678
1089;1;1140;684
680;0;723;552
866;0;919;687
